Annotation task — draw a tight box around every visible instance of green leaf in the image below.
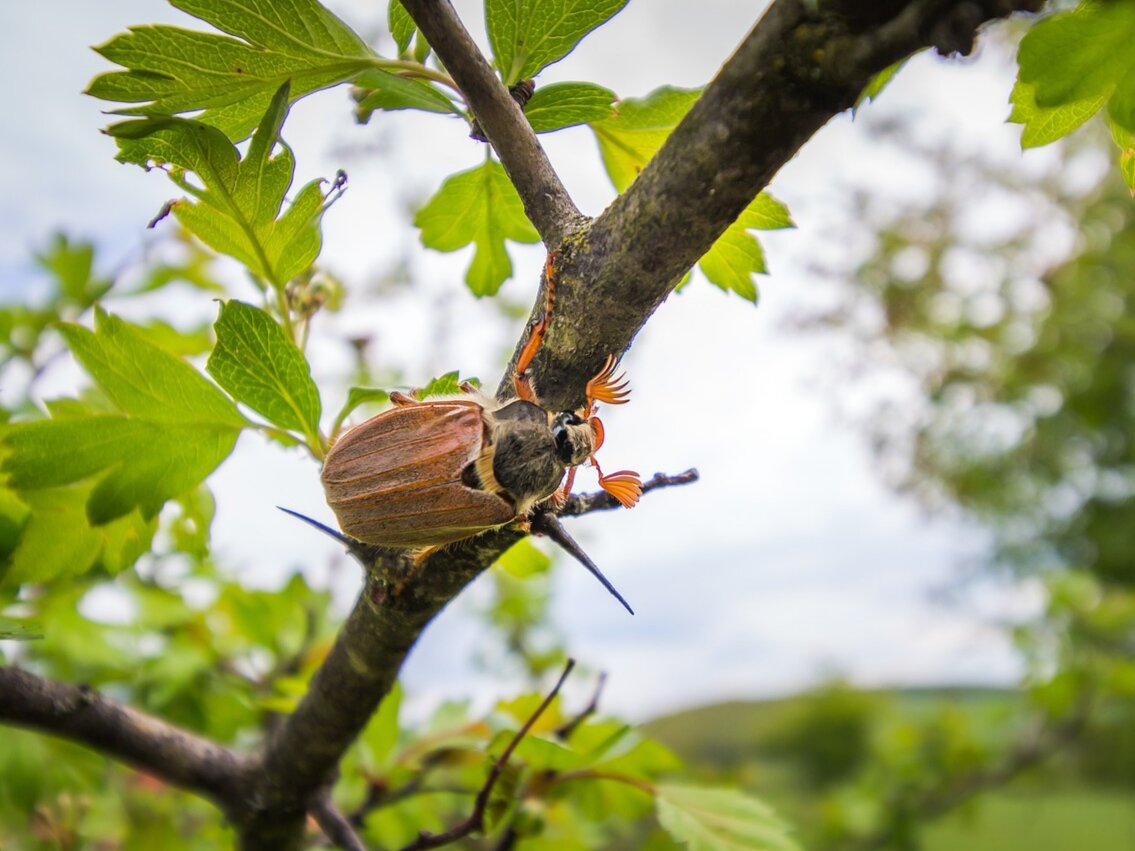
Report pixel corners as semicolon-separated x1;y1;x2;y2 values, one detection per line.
134;319;214;357
332;387;391;437
207;300;322;446
389;0;415;55
655;784;801;851
525;82;616;132
0;616;42;640
353;69;461;118
414;161;539;296
112;84;337;289
590;86;701;192
485;761;521;831
359;682;403;769
591;88;792;299
61;310;243;428
416;371;480;398
34;234;112;305
856;59;905;109
1009;78;1106;148
1;483;157;586
87;0;376;140
698;194;794;302
486;0;629;85
496;538;552;578
1010;2;1135;147
1;310;242;527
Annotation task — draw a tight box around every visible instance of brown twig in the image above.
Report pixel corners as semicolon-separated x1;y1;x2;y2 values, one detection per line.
398;0;584;245
559;469;700;517
0;666;251;817
397;659;577;850
312;793;367;851
555;672;608;741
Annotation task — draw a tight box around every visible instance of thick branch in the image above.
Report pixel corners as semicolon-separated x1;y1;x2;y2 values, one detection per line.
0;666;251;816
399;0;585;245
513;0;1043;411
239;529;523;849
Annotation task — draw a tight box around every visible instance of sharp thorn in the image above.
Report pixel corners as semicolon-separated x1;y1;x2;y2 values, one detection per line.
530;512;634;615
277;506;352;547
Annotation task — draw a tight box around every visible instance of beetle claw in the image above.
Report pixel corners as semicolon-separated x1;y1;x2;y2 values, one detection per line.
598;471;643;508
586;354;632;406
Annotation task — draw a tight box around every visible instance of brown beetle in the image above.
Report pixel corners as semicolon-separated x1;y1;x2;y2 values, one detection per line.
319;254;641;606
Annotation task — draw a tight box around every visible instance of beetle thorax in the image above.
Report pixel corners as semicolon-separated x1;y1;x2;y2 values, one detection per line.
551;412;595;466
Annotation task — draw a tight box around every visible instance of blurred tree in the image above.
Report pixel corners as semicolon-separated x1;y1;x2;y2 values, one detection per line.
799;113;1135;848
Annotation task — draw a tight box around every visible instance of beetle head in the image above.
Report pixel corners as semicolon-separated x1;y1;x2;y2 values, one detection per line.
551;411;594;466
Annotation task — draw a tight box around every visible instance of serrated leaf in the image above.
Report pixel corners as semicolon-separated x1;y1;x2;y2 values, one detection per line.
353;68;460;118
333;387;391;436
655;784;801;851
856;59;905;109
414;161;539;296
1;483;157;587
1010;2;1135;148
698;195;794;302
112;84;336;289
487;0;628;86
87;0;376;140
416;372;481;398
591;88;792;299
61;309;243;427
1;311;242;527
590;86;701;192
207;300;322;446
389;0;415;55
1009;78;1106;148
134;319;214;357
525;82;616;132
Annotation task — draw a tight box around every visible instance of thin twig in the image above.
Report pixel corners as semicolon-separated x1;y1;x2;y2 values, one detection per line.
398;0;584;245
559;469;700;517
555;672;607;741
0;666;251;816
312;793;367;851
398;660;577;851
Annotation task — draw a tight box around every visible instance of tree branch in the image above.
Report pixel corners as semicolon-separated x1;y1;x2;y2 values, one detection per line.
398;659;575;851
312;792;367;851
0;665;251;817
398;0;585;245
510;0;1044;412
239;530;524;849
559;469;700;517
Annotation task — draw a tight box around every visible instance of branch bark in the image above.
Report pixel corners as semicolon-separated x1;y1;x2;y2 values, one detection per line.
508;0;1044;411
398;0;585;246
0;666;252;817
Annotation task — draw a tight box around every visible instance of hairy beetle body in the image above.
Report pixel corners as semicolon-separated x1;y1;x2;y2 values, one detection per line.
322;393;594;547
321;252;641;554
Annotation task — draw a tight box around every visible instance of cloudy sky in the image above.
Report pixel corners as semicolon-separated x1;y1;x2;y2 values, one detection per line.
0;1;1051;719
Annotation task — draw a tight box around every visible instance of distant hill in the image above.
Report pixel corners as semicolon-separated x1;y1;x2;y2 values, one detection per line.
641;685;1135;851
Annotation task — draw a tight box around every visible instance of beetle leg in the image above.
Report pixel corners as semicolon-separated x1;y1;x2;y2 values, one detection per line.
585;354;631;408
513;251;560;401
388;545;440;596
551;466;578;507
390;391;419;406
591;456;642;508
